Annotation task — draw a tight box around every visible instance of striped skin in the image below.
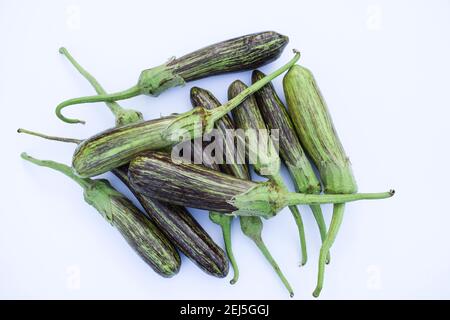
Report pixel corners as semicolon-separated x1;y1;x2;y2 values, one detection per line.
168;31;289;83
114;166;228;278
72;116;176;177
128;152;255;213
228;80;281;176
190;87;249;179
252;70;321;194
89;181;181;277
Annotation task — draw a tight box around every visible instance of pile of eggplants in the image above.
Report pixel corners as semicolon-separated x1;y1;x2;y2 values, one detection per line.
19;31;394;297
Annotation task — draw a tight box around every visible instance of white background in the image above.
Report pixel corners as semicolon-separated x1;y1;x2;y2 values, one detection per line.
1;0;449;299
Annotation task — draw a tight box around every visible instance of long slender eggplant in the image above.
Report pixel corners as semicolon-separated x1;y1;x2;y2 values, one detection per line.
191;87;294;296
283;65;370;296
70;52;301;178
252;69;330;264
56;31;289;124
21;153;181;277
128;151;394;218
228;80;308;266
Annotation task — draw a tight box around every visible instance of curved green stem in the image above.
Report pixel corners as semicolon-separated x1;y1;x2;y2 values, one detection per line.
59;47;124;116
21;152;91;189
289;204;307;266
310;205;331;264
222;223;239;284
211;50;300;122
254;237;294;297
58;47;142;126
17;128;82;144
240;216;294;297
285;190;395;206
209;213;239;284
313;203;345;298
55;85;140;124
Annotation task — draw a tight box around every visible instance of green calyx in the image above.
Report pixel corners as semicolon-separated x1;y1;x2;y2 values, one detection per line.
138;61;186;97
229;180;286;219
83;179;123;224
318;160;357;194
231;179;395;218
161;107;214;144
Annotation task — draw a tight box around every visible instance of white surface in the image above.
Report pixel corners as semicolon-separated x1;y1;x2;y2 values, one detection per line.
1;0;449;299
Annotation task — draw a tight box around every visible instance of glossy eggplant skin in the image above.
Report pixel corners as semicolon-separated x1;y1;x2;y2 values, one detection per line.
167;31;289;83
113;166;229;278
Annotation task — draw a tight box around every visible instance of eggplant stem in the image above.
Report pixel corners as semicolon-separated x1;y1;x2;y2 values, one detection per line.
220;218;239;284
17;128;82;144
59;47;125;117
310;204;331;264
21;152;91;189
254;236;295;297
313;203;345;298
271;172;308;266
285;190;395;206
55;85;140;124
